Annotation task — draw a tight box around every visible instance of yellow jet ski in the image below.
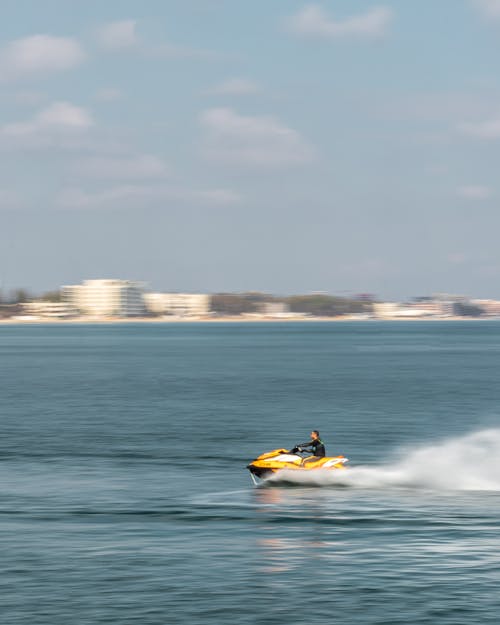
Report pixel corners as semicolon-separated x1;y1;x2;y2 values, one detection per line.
247;446;348;483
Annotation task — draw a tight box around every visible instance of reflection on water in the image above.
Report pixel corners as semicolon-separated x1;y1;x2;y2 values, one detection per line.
256;538;296;573
254;488;341;574
254;487;285;506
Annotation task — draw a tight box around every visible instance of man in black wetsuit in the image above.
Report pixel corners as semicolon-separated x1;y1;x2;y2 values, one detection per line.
294;430;326;458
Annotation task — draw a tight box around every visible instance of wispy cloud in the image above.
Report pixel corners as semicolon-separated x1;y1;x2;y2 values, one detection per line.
151;42;218;60
447;252;467;265
199;107;314;167
474;0;500;18
457;185;492;200
71;154;170;180
0;35;85;81
286;4;393;39
3;101;93;137
96;19;216;59
94;87;122;102
459;116;500;138
1;101;95;151
206;78;260;96
367;91;499;123
0;189;23;210
57;184;242;210
96;20;138;50
7;90;47;106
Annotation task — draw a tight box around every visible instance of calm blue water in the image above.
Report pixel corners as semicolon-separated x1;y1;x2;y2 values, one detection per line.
1;321;500;624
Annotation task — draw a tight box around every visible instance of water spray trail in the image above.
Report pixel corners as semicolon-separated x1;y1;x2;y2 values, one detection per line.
265;429;500;491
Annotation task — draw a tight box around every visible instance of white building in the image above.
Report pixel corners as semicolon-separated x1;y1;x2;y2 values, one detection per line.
259;302;289;316
372;302;400;319
373;302;441;319
22;301;77;319
143;292;210;317
62;279;146;318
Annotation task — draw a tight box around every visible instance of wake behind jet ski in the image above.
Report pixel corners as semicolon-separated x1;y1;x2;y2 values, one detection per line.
246;431;348;482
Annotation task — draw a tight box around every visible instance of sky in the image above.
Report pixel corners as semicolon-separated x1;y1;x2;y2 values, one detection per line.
2;0;500;299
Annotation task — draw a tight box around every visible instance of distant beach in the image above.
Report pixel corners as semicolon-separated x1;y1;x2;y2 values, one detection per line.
0;315;491;325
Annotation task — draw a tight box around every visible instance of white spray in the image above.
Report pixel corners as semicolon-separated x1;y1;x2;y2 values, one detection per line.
266;429;500;491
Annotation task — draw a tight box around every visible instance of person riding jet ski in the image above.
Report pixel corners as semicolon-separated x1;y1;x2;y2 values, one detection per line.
246;430;348;481
292;430;325;458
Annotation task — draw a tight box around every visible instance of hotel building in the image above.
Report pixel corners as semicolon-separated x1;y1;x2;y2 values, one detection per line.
143;292;210;317
62;279;146;318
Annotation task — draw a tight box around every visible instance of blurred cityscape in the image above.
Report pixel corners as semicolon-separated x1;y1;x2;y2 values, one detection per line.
0;278;498;322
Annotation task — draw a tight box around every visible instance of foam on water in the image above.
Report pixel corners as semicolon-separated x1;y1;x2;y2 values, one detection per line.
265;429;500;490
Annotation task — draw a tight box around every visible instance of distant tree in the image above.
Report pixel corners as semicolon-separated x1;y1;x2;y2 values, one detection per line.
453;302;484;317
354;293;376;302
412;296;433;302
40;290;62;302
209;292;375;317
210;292;279;315
210;294;259;315
240;292;278;305
9;288;31;304
286;294;371;317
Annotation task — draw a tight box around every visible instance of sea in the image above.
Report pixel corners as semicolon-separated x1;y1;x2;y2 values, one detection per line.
1;321;500;625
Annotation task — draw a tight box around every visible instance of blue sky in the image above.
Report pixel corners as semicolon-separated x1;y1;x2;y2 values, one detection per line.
2;0;500;299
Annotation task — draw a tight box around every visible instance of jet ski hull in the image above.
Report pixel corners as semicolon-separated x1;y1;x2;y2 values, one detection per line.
246;448;348;480
246;466;275;479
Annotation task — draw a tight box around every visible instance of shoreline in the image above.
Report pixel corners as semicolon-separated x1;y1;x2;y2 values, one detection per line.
0;315;495;325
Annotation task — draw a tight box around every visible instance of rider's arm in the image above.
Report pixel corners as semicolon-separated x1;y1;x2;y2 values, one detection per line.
298;441;313;448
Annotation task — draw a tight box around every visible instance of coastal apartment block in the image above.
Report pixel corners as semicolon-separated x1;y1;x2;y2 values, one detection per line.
62;279;146;318
143;292;210;317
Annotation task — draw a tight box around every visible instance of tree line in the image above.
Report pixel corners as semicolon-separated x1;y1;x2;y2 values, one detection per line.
0;289;62;318
210;292;374;316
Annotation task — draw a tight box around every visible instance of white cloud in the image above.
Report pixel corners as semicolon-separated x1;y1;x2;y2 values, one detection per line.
207;78;260;96
1;101;95;151
474;0;500;18
369;91;499;123
96;19;216;59
459;117;500;138
95;87;122;102
152;42;218;59
57;184;242;210
73;154;170;180
447;252;467;265
193;188;242;204
0;189;22;210
97;20;138;50
286;4;393;39
457;185;492;200
8;90;46;106
0;35;85;81
199;107;314;167
3;101;93;137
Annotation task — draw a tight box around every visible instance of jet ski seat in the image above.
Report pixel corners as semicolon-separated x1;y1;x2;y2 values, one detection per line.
301;456;320;465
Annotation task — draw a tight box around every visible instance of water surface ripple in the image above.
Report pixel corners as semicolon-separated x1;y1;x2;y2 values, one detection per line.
1;322;500;624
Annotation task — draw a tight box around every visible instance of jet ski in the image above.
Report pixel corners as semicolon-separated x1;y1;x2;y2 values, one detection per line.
247;446;348;483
